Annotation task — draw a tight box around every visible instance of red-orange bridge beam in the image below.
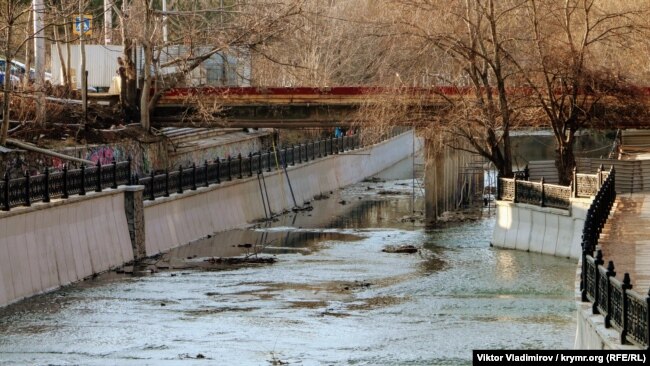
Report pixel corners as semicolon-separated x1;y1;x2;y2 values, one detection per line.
154;86;650;129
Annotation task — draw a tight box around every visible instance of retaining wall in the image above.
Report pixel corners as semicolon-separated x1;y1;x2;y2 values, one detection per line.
143;130;421;256
491;198;591;259
0;189;133;307
0;131;420;308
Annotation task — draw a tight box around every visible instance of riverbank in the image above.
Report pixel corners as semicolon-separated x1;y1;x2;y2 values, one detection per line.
0;163;577;365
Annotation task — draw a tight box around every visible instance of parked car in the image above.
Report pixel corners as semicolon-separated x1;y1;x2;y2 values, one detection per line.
0;59;52;82
0;71;21;87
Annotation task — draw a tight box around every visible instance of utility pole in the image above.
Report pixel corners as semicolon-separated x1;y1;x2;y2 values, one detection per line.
104;0;113;45
79;0;87;121
162;0;168;43
32;0;45;123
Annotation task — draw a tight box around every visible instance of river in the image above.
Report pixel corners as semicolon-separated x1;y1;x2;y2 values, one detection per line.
0;157;577;366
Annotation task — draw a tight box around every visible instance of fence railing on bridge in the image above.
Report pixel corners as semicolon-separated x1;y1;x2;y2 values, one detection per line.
497;166;609;210
579;168;650;349
0;127;408;211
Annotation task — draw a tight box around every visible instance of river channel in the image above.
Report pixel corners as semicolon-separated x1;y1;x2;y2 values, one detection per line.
0;157;578;365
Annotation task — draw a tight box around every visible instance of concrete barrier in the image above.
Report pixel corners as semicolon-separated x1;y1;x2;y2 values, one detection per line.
143;131;421;256
492;198;592;259
0;190;133;307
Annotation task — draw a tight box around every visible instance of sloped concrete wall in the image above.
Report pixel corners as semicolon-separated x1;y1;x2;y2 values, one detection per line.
143;131;421;256
492;198;591;259
0;190;133;307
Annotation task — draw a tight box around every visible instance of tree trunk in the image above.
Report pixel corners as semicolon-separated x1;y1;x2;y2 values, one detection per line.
140;43;152;130
23;5;32;90
53;21;68;92
556;140;576;186
64;17;72;88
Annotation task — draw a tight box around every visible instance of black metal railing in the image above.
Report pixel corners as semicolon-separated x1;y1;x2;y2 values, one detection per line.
579;168;650;349
1;160;132;211
133;130;377;200
497;166;608;210
0;127;410;209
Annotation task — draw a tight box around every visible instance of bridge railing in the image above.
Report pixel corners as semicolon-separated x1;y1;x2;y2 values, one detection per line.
579;168;650;349
497;166;609;210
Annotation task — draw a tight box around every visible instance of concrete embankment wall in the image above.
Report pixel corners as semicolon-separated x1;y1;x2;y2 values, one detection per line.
0;131;419;308
491;199;591;259
0;190;133;307
143;130;421;256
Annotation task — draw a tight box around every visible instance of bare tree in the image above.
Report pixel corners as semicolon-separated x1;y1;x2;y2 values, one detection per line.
111;0;305;130
511;0;644;183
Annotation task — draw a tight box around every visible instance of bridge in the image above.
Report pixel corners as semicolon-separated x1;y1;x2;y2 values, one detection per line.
152;86;650;129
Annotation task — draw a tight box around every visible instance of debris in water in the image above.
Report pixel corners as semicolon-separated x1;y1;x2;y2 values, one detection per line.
204;256;276;265
382;245;418;254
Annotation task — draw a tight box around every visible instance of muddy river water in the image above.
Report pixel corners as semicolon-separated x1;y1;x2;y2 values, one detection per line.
0;159;578;365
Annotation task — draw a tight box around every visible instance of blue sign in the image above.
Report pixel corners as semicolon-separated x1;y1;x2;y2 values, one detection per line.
74;15;92;35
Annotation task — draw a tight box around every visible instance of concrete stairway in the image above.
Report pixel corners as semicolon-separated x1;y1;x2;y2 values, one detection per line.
597;193;650;293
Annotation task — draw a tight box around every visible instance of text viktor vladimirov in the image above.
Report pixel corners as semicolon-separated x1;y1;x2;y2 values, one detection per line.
473;350;647;365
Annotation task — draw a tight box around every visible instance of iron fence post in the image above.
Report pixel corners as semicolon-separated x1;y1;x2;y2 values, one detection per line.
282;147;289;168
593;250;604;314
237;154;243;179
127;156;133;185
24;171;31;206
227;156;232;181
3;172;9;211
621;273;633;344
62;165;68;199
581;248;588;301
598;164;604;190
512;175;518;203
96;161;102;193
112;159;118;189
192;163;197;190
604;261;616;328
248;152;253;177
539;177;544;207
292;146;296;165
80;165;86;196
496;173;501;201
164;169;170;197
178;166;183;194
257;152;262;174
216;158;221;184
330;137;334;155
572;167;578;198
267;149;272;172
204;161;209;187
149;171;155;200
44;168;50;203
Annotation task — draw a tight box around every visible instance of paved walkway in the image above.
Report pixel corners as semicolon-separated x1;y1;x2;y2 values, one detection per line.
599;193;650;294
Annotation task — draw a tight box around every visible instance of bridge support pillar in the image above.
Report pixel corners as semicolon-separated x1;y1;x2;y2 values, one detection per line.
424;137;481;224
124;185;146;260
